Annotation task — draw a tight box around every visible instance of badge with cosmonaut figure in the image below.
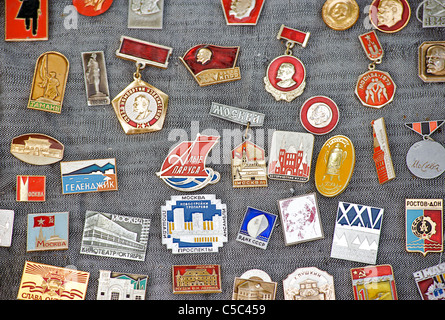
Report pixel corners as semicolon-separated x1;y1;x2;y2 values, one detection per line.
356;31;396;109
112;36;172;134
5;0;49;41
369;0;411;33
419;41;445;83
179;44;241;86
264;25;309;102
220;0;266;25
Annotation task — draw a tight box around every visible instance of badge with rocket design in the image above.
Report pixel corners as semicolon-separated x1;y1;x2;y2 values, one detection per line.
5;0;49;41
27;212;69;252
331;202;384;264
405;199;443;256
413;262;445;300
180;44;241;86
236;207;277;249
156;134;220;192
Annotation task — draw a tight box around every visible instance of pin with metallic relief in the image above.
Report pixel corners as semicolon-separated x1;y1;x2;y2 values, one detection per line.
112;36;172;134
314;135;355;197
322;0;360;30
221;0;265;25
232;269;277;300
299;96;339;135
283;267;335;300
351;265;398;300
369;0;411;33
128;0;164;29
28;52;70;114
264;25;309;102
356;31;396;109
10;133;64;165
172;264;222;294
413;262;445;300
180;45;241;87
405;120;445;179
418;41;445;83
156;134;221;192
81;51;110;106
236;207;277;249
5;0;48;41
371;117;395;184
73;0;113;16
405;199;443;256
416;1;445;28
0;210;14;247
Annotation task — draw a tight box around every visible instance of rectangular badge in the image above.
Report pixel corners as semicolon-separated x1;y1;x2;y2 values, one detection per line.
80;211;151;261
5;0;48;41
359;30;384;61
16;175;46;202
81;51;110;106
60;158;118;194
371;118;395;184
413;262;445;300
277;193;324;245
405;199;443;256
128;0;164;29
210;102;265;126
97;270;149;300
27;212;69;252
17;261;90;300
331;201;384;264
172;264;222;294
351;265;397;300
236;207;277;249
0;210;14;247
116;35;172;68
277;24;310;47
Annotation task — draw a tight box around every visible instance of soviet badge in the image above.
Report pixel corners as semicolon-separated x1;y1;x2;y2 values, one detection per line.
81;51;111;106
236;207;277;249
220;0;266;25
351;265;398;300
413;262;445;300
322;0;359;30
299;96;339;135
419;41;445;82
128;0;164;29
26;212;69;252
5;0;49;41
0;210;14;247
369;0;411;33
73;0;113;16
10;133;64;165
17;175;46;202
371;117;396;184
232;269;277;300
283;267;335;300
172;264;222;294
97;270;149;300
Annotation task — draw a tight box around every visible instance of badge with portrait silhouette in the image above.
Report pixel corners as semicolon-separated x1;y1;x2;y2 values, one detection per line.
369;0;411;33
5;0;48;41
112;36;172;134
179;44;241;87
419;41;445;83
264;25;310;102
220;0;265;25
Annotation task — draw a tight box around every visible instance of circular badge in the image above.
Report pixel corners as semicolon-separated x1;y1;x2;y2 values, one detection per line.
355;70;396;109
369;0;411;33
300;96;339;135
73;0;113;16
264;55;306;102
406;139;445;179
411;216;437;240
322;0;360;31
118;86;164;129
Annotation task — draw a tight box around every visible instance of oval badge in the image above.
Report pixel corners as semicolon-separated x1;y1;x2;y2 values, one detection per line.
315;135;355;197
10;133;64;165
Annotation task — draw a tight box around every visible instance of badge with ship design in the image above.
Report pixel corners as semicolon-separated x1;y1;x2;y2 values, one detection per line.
236;207;277;249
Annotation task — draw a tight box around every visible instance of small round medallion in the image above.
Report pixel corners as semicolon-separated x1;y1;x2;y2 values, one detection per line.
322;0;360;31
300;96;339;135
406;139;445;179
369;0;411;33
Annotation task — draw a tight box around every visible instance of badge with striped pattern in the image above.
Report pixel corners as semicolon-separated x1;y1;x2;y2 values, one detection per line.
405;120;445;179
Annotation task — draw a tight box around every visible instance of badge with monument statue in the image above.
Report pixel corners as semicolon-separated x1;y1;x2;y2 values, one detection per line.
112;36;172;134
81;51;110;106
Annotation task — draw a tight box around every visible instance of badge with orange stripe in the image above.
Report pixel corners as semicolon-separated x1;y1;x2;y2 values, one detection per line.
405;120;445;179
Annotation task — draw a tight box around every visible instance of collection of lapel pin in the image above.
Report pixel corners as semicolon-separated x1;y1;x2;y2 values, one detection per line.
3;0;445;301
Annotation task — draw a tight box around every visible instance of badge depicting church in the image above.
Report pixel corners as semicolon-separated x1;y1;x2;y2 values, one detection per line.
26;212;69;252
161;195;228;254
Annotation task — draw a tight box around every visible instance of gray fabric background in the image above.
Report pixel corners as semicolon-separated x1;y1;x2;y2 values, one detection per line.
0;0;443;300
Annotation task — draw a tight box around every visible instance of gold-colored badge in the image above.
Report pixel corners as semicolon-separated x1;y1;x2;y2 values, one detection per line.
322;0;359;31
28;52;69;114
418;41;445;83
314;135;355;197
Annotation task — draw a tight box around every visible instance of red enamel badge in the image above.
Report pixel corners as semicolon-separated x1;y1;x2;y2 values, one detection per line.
5;0;49;41
300;96;339;135
221;0;265;25
73;0;113;16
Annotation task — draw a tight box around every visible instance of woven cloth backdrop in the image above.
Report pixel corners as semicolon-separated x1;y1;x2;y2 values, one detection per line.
0;0;444;300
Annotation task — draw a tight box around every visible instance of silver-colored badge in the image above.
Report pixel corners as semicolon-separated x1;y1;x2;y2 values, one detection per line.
416;0;445;28
210;102;265;127
97;270;149;300
128;0;164;29
283;267;335;300
81;51;111;106
0;210;14;247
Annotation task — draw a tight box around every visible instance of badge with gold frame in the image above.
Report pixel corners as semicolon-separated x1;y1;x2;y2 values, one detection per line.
418;41;445;83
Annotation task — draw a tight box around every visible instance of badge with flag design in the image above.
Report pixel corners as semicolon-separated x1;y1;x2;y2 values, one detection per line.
27;212;69;252
16;175;46;202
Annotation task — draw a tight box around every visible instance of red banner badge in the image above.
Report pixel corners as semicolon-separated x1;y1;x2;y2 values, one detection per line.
5;0;49;41
116;36;173;69
33;215;55;228
277;25;310;48
359;31;384;61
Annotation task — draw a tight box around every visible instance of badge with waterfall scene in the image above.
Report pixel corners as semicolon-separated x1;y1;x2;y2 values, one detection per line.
26;212;69;252
73;0;113;16
16;175;46;202
161;195;227;254
28;52;69;114
5;0;48;41
17;261;90;300
283;267;335;300
405;199;443;256
264;25;309;102
236;207;277;249
10;133;64;165
220;0;265;25
81;51;110;106
413;262;445;300
180;44;241;87
314;135;355;197
128;0;164;29
172;264;222;294
112;36;171;134
351;265;398;300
